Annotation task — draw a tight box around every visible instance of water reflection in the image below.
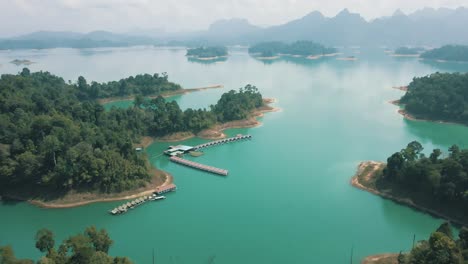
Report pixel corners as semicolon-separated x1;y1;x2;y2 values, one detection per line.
403;119;468;149
187;56;228;64
420;59;468;73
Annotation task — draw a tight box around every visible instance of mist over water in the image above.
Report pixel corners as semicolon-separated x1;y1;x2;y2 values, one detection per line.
1;47;468;263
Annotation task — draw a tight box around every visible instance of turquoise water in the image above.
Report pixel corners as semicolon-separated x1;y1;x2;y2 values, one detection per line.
1;47;468;263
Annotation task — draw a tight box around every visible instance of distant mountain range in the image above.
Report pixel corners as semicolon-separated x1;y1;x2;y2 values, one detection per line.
1;7;468;49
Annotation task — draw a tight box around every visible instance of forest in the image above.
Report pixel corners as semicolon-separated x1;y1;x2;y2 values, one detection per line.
420;45;468;62
396;222;468;264
248;41;337;57
0;69;264;197
394;47;424;55
382;141;468;221
399;72;468;125
0;226;133;264
76;73;182;99
186;46;228;58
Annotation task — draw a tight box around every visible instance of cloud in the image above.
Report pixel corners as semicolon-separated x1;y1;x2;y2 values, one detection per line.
1;0;467;37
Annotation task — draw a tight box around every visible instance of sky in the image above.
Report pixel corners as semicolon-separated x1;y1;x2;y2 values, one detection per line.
1;0;468;37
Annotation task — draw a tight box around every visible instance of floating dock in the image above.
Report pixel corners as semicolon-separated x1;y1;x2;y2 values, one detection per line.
193;134;252;151
109;186;176;215
170;156;228;176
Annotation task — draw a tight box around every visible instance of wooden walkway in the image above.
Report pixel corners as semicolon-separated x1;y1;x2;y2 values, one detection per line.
193;134;252;150
170;156;228;176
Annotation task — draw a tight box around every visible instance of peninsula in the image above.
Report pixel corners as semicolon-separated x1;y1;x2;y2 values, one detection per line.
0;69;275;208
420;45;468;62
394;72;468;126
352;141;468;226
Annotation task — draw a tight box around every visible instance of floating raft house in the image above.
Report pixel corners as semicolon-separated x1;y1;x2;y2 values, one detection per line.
155;183;177;195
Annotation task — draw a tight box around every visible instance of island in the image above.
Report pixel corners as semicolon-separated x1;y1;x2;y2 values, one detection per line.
391;47;424;57
363;222;468;264
10;59;35;65
248;41;337;59
395;72;468;125
0;226;134;263
352;141;468;225
420;45;468;62
186;46;228;60
0;68;275;208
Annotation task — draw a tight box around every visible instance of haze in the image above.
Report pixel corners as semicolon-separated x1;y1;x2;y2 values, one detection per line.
1;0;467;37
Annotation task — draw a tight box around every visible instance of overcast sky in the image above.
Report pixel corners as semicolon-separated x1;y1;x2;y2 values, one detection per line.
1;0;468;37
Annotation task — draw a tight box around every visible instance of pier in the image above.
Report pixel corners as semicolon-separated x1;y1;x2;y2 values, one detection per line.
193;134;252;151
170;156;228;176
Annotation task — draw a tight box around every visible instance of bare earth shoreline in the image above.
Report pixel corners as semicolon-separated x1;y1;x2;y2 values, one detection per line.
352;161;466;263
156;98;280;142
389;87;466;126
351;161;466;226
4;97;278;208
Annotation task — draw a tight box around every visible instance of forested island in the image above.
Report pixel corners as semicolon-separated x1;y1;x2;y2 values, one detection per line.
397;72;468;125
420;45;468;62
248;41;337;58
363;222;468;264
186;46;228;60
353;141;468;225
392;47;424;56
0;226;133;264
0;69;270;205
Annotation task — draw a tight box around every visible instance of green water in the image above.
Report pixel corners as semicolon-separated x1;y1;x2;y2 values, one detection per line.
2;47;468;263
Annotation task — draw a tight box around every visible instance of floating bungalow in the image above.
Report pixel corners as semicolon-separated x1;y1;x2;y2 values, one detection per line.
155;183;177;195
164;145;195;156
109;192;169;215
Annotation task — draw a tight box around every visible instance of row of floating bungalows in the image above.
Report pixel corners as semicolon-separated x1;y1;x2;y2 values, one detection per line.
109;183;177;215
162;134;252;157
170;156;228;176
193;134;252;150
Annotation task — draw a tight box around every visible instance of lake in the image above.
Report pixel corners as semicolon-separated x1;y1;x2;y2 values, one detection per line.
1;46;468;263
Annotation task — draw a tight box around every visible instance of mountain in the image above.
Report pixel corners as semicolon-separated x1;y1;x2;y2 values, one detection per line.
2;7;468;49
0;30;156;49
240;7;468;46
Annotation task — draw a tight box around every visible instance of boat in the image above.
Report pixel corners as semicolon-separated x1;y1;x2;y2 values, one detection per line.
149;195;166;201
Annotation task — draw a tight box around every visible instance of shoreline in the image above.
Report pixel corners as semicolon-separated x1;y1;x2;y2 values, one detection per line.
351;161;466;226
187;55;228;61
6;170;173;209
98;84;224;104
337;57;358;61
153;98;280;142
361;253;399;264
255;56;280;60
6;96;278;208
388;99;466;126
391;86;408;92
390;54;420;57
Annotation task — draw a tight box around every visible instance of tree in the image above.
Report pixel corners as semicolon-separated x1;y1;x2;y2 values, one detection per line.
384;152;405;181
133;95;145;109
85;226;113;253
427;232;462;264
35;229;55;254
436;222;454;240
430;149;442;163
0;246;34;264
20;68;30;77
